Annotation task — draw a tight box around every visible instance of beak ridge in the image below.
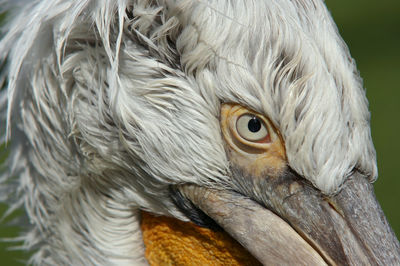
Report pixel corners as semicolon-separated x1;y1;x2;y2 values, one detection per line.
330;172;400;264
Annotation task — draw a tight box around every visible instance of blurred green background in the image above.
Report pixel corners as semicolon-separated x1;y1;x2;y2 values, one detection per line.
0;0;399;264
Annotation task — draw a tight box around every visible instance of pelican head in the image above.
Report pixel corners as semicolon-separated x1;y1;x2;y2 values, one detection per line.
0;0;399;265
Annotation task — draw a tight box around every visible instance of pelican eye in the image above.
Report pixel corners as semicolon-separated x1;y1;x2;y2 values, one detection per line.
220;103;286;174
236;114;269;142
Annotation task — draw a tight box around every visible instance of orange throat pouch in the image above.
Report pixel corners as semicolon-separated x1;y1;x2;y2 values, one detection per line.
141;211;260;265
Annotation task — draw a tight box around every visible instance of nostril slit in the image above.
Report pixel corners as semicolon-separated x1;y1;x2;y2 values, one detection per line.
328;201;336;210
325;198;344;218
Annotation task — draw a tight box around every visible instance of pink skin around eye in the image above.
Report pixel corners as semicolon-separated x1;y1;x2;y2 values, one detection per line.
255;134;271;144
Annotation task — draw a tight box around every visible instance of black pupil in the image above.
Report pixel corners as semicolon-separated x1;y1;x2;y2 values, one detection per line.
248;117;261;133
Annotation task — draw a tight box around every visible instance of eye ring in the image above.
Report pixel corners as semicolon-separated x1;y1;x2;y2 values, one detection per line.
236;114;270;142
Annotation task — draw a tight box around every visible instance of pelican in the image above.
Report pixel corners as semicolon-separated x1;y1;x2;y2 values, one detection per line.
0;0;399;265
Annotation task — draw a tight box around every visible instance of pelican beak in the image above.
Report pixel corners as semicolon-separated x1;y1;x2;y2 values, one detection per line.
179;171;400;265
